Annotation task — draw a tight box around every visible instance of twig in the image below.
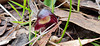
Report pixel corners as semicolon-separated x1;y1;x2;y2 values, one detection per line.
43;23;56;33
59;27;74;40
31;31;39;36
23;23;56;46
23;37;37;46
96;0;100;8
33;2;39;12
65;32;74;40
96;0;100;14
29;0;37;17
31;23;56;46
31;21;62;46
55;0;68;8
31;30;50;46
0;4;18;21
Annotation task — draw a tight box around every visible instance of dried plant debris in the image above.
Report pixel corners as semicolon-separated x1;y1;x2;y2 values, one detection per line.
37;21;62;46
54;8;100;34
0;10;29;22
29;0;39;16
71;0;99;11
0;22;7;36
58;38;100;46
0;26;17;45
0;19;1;23
0;20;12;26
0;8;4;14
56;0;70;8
9;10;26;21
11;33;28;46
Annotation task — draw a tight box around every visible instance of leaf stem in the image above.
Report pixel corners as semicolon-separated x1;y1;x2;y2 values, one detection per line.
58;0;72;43
51;0;54;13
77;0;80;12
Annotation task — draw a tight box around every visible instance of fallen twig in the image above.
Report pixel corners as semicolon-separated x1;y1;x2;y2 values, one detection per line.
0;4;18;21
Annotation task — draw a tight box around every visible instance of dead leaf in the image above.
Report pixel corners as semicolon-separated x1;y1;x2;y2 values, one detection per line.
29;0;39;16
0;19;1;23
58;38;100;46
0;20;12;26
0;9;4;14
3;10;28;22
37;21;62;46
54;8;100;34
11;28;29;46
71;0;99;11
0;22;7;36
11;33;28;46
0;31;16;45
0;25;18;45
56;0;70;8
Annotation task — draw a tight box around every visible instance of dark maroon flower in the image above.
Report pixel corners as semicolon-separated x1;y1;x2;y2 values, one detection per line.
34;9;58;31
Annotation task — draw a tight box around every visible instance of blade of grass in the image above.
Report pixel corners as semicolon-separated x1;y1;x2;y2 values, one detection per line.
58;0;72;43
77;0;80;12
21;0;27;22
51;0;55;13
78;37;82;46
8;2;23;21
94;41;100;43
28;0;30;10
28;0;32;45
91;42;100;46
29;11;33;45
10;1;31;11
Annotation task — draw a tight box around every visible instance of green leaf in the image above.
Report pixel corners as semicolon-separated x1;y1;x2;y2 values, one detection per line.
44;0;56;8
78;37;82;46
11;21;29;26
11;21;23;23
91;42;100;46
20;22;29;26
98;15;100;20
43;0;56;12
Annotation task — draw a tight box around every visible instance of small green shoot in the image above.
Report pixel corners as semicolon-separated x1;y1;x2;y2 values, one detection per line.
9;0;32;25
78;37;82;46
9;0;33;45
58;0;72;43
34;31;37;37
